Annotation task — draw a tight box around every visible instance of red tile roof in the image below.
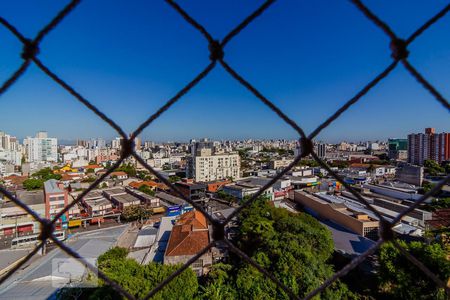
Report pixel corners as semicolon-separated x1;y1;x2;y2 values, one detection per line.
129;181;158;189
177;210;208;230
165;211;209;257
110;171;128;177
3;175;28;186
85;165;102;169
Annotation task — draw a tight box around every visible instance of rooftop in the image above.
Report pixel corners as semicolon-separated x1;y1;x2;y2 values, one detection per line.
43;179;64;194
155;192;185;206
111;194;140;204
165;211;209;257
11;190;45;207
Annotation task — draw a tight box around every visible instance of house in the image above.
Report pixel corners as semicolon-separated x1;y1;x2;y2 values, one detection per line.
83;164;103;173
164;210;212;275
128;180;159;190
110;171;128;180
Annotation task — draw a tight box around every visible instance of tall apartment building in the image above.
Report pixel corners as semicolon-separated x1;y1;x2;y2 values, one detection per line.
88;138;106;149
23;131;58;163
187;147;240;182
294;141;326;158
408;128;450;165
0;131;22;167
111;138;122;150
315;142;326;158
0;131;19;151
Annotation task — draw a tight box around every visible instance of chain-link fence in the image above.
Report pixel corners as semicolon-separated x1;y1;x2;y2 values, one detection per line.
0;0;449;299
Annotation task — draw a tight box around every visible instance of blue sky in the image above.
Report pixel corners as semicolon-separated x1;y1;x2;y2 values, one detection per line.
0;0;449;143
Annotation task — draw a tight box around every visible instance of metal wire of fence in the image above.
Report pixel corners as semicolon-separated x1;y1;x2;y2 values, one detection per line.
0;0;449;299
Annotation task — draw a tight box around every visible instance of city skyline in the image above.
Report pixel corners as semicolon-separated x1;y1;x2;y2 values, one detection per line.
1;1;449;142
2;128;450;145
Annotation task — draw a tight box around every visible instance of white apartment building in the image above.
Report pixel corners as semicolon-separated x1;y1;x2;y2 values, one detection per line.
23;131;57;163
188;148;240;182
0;131;22;167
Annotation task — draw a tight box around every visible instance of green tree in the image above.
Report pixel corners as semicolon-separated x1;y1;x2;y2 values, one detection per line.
90;247;198;299
121;205;152;221
32;167;62;181
138;185;155;196
423;197;450;211
116;163;137;177
168;176;181;183
330;161;350;169
424;159;445;176
216;190;236;204
298;159;320;167
420;181;435;195
221;197;355;299
442;161;450;174
200;263;236;300
136;170;150;180
378;240;450;299
23;178;44;190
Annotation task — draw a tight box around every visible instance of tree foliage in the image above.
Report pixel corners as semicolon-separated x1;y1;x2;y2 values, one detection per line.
378;240;450;299
226;198;355;299
121;205;152;222
329;161;350;169
138;185;156;196
23;178;44;190
168;175;181;183
424;159;445;176
90;247;199;299
32;167;62;180
23;168;63;190
297;159;320;168
116;163;137;177
216;190;237;204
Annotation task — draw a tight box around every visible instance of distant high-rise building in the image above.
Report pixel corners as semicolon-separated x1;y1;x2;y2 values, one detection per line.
23;131;58;163
144;141;155;149
187;146;240;182
408;128;450;165
0;131;19;151
388;138;408;160
36;131;48;139
76;139;88;147
111;137;121;149
135;136;142;150
315;143;326;158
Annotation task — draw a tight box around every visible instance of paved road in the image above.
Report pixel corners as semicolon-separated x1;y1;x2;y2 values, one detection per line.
0;225;128;300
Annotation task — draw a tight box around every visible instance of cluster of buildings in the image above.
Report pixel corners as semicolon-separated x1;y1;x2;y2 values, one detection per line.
0;127;448;275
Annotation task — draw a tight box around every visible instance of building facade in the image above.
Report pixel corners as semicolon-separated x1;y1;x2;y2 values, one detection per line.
24;131;57;163
44;179;69;229
408;128;450;165
187;148;240;182
388;138;407;160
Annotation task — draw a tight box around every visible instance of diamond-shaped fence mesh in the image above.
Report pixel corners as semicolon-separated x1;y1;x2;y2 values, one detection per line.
0;0;449;299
